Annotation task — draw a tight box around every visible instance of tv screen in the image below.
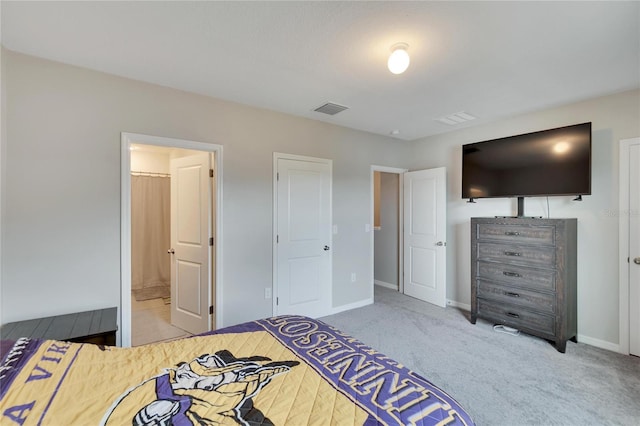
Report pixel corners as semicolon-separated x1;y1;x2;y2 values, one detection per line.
462;122;591;199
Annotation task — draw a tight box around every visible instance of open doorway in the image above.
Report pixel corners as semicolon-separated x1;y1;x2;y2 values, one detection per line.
120;133;223;347
373;171;401;291
129;144;211;346
371;166;448;307
372;166;406;295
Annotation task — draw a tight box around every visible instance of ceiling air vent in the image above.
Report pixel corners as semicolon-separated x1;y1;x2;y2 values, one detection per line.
435;111;477;125
314;102;349;116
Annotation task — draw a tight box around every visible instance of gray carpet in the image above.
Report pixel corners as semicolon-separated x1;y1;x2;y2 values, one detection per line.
320;286;640;426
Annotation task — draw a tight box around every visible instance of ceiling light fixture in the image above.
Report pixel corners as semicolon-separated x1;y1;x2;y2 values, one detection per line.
387;43;410;74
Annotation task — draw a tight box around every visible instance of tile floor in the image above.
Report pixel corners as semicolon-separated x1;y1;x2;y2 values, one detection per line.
131;296;191;346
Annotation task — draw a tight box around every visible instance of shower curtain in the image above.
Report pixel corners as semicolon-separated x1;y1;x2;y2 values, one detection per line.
131;175;171;301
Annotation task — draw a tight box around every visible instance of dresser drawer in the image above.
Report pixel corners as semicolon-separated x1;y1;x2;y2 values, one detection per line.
477;299;555;336
477;261;556;291
477;280;555;314
477;223;555;245
477;242;555;267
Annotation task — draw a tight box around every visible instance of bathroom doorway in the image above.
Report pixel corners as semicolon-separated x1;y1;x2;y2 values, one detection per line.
120;133;222;347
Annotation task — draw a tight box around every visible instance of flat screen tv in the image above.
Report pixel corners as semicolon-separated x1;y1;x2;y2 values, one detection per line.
462;122;592;208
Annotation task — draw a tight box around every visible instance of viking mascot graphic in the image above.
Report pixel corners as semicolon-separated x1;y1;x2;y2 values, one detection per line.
102;349;299;425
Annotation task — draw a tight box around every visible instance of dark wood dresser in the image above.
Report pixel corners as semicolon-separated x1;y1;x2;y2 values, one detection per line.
470;217;577;352
0;307;118;346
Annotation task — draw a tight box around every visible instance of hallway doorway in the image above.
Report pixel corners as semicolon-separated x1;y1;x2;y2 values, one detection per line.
372;166;406;295
371;166;448;308
373;171;401;291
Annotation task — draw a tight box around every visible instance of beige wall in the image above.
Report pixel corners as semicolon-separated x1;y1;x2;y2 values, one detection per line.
408;89;640;350
0;50;410;327
130;146;203;174
130;149;170;174
373;171;381;228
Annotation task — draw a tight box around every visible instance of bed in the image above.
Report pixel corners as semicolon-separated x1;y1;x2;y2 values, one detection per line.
1;315;474;425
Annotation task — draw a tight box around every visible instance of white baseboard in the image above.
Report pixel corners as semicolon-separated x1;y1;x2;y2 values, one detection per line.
447;299;471;311
374;280;398;290
326;292;625;355
577;334;621;354
441;303;622;354
326;296;625;355
330;298;373;315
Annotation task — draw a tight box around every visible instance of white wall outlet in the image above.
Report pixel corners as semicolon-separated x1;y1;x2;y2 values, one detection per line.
351;273;357;283
265;288;272;299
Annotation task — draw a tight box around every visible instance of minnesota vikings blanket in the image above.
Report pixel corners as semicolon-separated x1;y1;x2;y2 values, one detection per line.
0;315;474;425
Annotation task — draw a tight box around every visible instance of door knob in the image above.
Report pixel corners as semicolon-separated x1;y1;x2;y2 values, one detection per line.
167;248;175;254
323;245;330;251
436;241;446;246
634;257;640;265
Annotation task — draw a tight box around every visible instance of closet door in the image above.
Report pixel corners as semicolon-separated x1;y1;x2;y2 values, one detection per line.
629;142;640;356
274;155;332;318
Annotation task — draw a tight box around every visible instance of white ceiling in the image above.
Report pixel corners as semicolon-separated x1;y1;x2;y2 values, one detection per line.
2;1;639;141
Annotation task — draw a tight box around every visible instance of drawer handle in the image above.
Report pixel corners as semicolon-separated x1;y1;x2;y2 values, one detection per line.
504;292;520;298
506;312;520;318
503;271;522;278
505;231;520;236
504;251;522;257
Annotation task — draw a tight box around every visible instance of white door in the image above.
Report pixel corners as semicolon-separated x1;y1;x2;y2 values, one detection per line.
275;156;332;318
169;153;212;334
629;143;640;356
403;167;447;307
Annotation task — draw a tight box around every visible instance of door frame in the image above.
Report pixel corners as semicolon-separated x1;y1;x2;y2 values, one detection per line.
370;166;407;296
619;137;640;355
120;132;223;347
272;152;333;316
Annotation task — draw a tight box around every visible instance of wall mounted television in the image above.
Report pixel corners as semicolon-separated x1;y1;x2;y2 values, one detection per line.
462;122;591;216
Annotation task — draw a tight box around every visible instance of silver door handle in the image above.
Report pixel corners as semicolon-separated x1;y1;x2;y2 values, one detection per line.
634;257;640;265
323;245;330;251
436;241;446;246
167;248;175;254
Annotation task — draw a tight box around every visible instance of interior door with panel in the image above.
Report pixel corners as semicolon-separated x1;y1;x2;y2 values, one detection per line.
629;143;640;356
275;156;332;318
403;167;447;307
169;153;212;335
